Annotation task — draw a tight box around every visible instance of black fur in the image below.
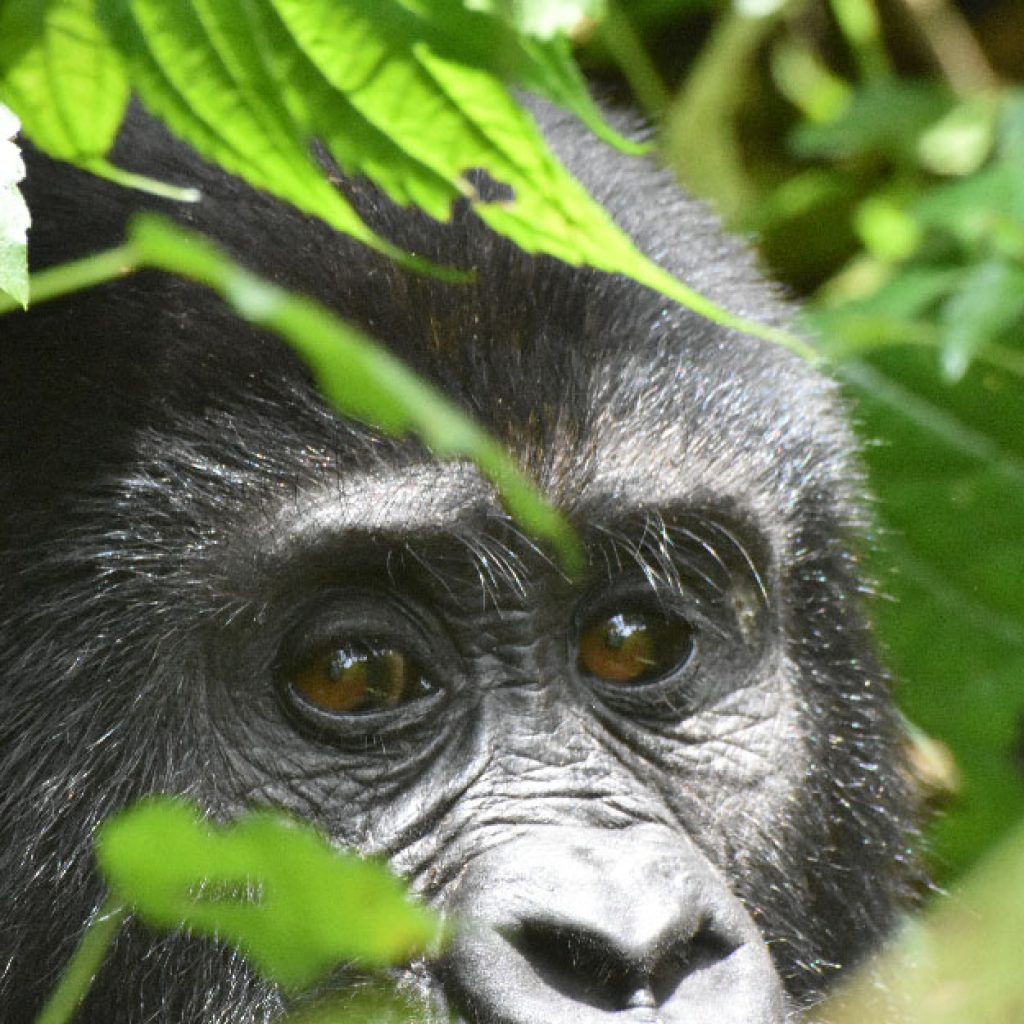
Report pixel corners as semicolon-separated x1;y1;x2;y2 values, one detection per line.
0;103;916;1023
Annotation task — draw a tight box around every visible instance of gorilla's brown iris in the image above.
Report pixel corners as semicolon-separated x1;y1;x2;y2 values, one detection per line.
577;609;694;684
291;645;428;713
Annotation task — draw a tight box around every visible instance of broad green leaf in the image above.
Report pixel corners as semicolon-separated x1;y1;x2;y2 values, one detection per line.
97;0;432;267
92;0;803;354
127;215;583;568
242;0;641;256
0;0;129;173
840;354;1024;876
938;259;1024;381
0;103;29;308
452;0;633;150
97;799;441;989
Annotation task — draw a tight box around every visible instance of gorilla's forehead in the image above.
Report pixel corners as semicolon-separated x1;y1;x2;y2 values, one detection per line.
200;303;859;583
292;247;859;539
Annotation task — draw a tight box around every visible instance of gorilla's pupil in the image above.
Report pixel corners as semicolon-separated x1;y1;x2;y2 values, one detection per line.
291;645;417;713
578;610;692;684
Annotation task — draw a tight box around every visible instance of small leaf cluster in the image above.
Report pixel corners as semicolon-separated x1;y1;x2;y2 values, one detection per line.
805;91;1024;383
36;799;441;1024
96;799;441;989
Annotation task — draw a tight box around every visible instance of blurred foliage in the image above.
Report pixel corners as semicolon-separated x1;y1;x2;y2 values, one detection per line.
815;814;1024;1023
588;0;1024;881
35;801;438;1024
96;799;441;990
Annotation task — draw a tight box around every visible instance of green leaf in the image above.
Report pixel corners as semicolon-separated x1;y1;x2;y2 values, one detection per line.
914;163;1023;252
0;0;129;170
791;80;953;162
241;0;639;250
453;0;634;150
97;0;427;265
916;95;999;177
854;194;921;263
0;103;29;308
840;354;1024;876
96;799;442;990
92;0;802;354
938;259;1024;381
32;901;128;1024
460;0;633;149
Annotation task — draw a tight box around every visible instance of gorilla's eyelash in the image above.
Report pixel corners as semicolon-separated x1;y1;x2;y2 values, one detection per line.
388;544;458;602
702;518;770;606
400;524;535;611
591;514;744;603
461;532;529;608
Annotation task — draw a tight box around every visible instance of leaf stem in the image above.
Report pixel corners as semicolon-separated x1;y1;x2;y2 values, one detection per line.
34;900;128;1024
0;244;139;315
81;159;203;203
600;2;670;120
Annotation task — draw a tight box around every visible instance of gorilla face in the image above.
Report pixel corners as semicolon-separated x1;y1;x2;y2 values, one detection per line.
0;101;915;1023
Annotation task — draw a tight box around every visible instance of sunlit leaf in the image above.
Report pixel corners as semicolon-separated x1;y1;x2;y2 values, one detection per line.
0;0;129;174
97;0;419;263
93;0;641;260
85;0;801;352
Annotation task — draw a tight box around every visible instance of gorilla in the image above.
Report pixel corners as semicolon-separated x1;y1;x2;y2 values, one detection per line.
0;98;916;1023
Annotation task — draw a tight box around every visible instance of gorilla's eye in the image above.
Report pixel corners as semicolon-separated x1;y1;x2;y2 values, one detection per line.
289;642;433;715
577;608;694;684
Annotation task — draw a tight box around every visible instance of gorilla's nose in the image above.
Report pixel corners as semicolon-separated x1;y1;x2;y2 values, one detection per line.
443;826;786;1024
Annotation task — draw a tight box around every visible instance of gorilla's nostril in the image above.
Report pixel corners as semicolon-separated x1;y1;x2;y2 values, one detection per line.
508;917;739;1012
648;924;738;1005
509;921;642;1011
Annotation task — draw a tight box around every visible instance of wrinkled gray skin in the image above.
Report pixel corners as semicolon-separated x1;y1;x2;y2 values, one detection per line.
0;99;916;1023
